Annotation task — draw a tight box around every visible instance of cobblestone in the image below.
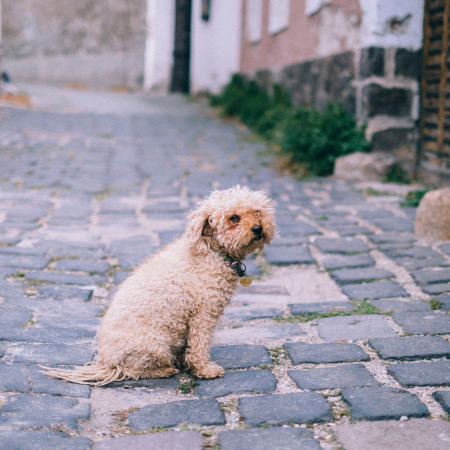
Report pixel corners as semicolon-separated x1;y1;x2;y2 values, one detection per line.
0;86;448;445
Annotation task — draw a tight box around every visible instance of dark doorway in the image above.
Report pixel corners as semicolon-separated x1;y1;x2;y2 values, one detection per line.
170;0;192;93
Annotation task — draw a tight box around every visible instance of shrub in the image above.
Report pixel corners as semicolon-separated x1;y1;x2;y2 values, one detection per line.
211;74;369;176
278;103;369;176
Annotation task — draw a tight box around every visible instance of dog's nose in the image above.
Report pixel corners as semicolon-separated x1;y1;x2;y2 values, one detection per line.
252;225;263;235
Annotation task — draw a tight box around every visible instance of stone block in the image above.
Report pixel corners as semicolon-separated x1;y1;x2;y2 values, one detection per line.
432;390;450;414
315;238;368;254
422;284;450;295
10;344;94;365
341;387;428;420
363;84;412;118
236;285;290;296
342;281;408;300
387;360;450;387
289;364;379;390
372;218;414;233
368;234;415;245
322;254;376;270
415;188;450;241
440;243;450;255
284;342;369;364
334;152;395;181
0;431;91;450
264;246;314;265
394;257;449;271
0;364;30;392
128;399;225;430
371;128;417;159
0;323;96;344
210;345;273;369
37;315;100;328
218;428;320;450
331;268;394;285
0;267;17;279
368;336;450;360
196;370;277;398
411;269;450;285
290;301;354;315
25;271;106;286
55;259;110;275
28;365;91;398
360;47;385;78
212;324;306;345
0;309;33;325
224;308;283;321
113;271;131;283
392;311;450;335
333;225;371;236
37;285;93;302
395;48;422;79
0;394;91;429
102;376;179;390
239;392;332;427
390;247;441;259
370;300;431;313
93;431;202;450
318;314;397;342
0;254;50;270
335;419;450;450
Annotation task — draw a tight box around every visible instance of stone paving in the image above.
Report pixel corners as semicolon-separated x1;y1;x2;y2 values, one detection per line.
1;86;450;448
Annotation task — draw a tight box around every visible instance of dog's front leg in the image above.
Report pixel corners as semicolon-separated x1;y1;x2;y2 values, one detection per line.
185;313;224;379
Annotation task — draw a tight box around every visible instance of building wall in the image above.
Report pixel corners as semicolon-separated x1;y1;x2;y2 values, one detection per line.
240;0;361;73
143;0;175;92
1;0;147;88
190;0;243;94
240;0;424;175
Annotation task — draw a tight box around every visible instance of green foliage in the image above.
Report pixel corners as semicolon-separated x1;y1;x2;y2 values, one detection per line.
383;163;412;184
401;189;430;207
430;298;443;310
275;300;378;324
278;103;369;176
212;74;369;176
179;379;196;394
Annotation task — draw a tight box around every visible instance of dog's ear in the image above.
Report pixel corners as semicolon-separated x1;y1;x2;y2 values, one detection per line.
185;206;213;255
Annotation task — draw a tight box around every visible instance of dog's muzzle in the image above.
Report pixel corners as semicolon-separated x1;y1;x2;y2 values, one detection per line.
252;225;263;241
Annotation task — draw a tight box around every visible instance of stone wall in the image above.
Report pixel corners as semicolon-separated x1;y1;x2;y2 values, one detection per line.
251;46;421;176
1;0;147;88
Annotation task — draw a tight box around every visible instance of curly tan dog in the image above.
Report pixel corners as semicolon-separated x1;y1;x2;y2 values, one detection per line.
43;186;275;385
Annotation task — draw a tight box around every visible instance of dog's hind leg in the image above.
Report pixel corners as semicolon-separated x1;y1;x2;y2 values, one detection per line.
184;314;224;379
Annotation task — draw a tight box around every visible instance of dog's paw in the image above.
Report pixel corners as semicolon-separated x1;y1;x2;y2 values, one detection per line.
194;363;224;379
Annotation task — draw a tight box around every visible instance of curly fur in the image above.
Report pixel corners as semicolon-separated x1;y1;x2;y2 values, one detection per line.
43;186;275;385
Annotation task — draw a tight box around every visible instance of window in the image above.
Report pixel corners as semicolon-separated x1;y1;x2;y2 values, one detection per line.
246;0;263;43
268;0;290;34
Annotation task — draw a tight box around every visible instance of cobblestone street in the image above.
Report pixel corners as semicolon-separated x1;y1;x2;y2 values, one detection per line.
1;87;450;449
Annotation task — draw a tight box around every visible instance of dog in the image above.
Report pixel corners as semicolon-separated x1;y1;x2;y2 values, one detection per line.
43;186;275;385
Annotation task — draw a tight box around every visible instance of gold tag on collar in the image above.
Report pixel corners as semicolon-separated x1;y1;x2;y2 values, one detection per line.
240;277;252;287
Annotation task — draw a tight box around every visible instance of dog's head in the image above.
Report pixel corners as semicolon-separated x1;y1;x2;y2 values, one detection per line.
186;185;275;260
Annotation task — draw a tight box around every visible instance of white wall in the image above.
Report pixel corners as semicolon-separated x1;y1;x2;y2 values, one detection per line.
190;0;243;94
359;0;424;50
143;0;175;92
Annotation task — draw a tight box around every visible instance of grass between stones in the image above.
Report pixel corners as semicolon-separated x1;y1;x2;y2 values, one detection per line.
430;298;444;310
274;300;378;324
178;379;197;394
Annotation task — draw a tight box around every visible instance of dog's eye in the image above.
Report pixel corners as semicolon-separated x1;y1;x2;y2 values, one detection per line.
230;215;240;223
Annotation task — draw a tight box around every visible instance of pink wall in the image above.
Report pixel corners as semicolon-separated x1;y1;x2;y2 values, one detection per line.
240;0;361;73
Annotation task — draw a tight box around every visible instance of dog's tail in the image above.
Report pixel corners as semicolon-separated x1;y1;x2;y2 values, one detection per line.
41;362;131;386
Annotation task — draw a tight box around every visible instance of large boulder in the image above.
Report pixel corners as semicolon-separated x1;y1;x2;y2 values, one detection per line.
334;152;396;181
415;188;450;241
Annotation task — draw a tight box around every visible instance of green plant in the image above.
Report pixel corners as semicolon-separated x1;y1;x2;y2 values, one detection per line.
278;103;369;176
401;189;430;207
334;408;351;419
430;298;443;310
275;300;378;324
179;379;196;394
383;163;412;184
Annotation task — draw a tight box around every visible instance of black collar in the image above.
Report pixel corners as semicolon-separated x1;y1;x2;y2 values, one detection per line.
214;249;247;277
